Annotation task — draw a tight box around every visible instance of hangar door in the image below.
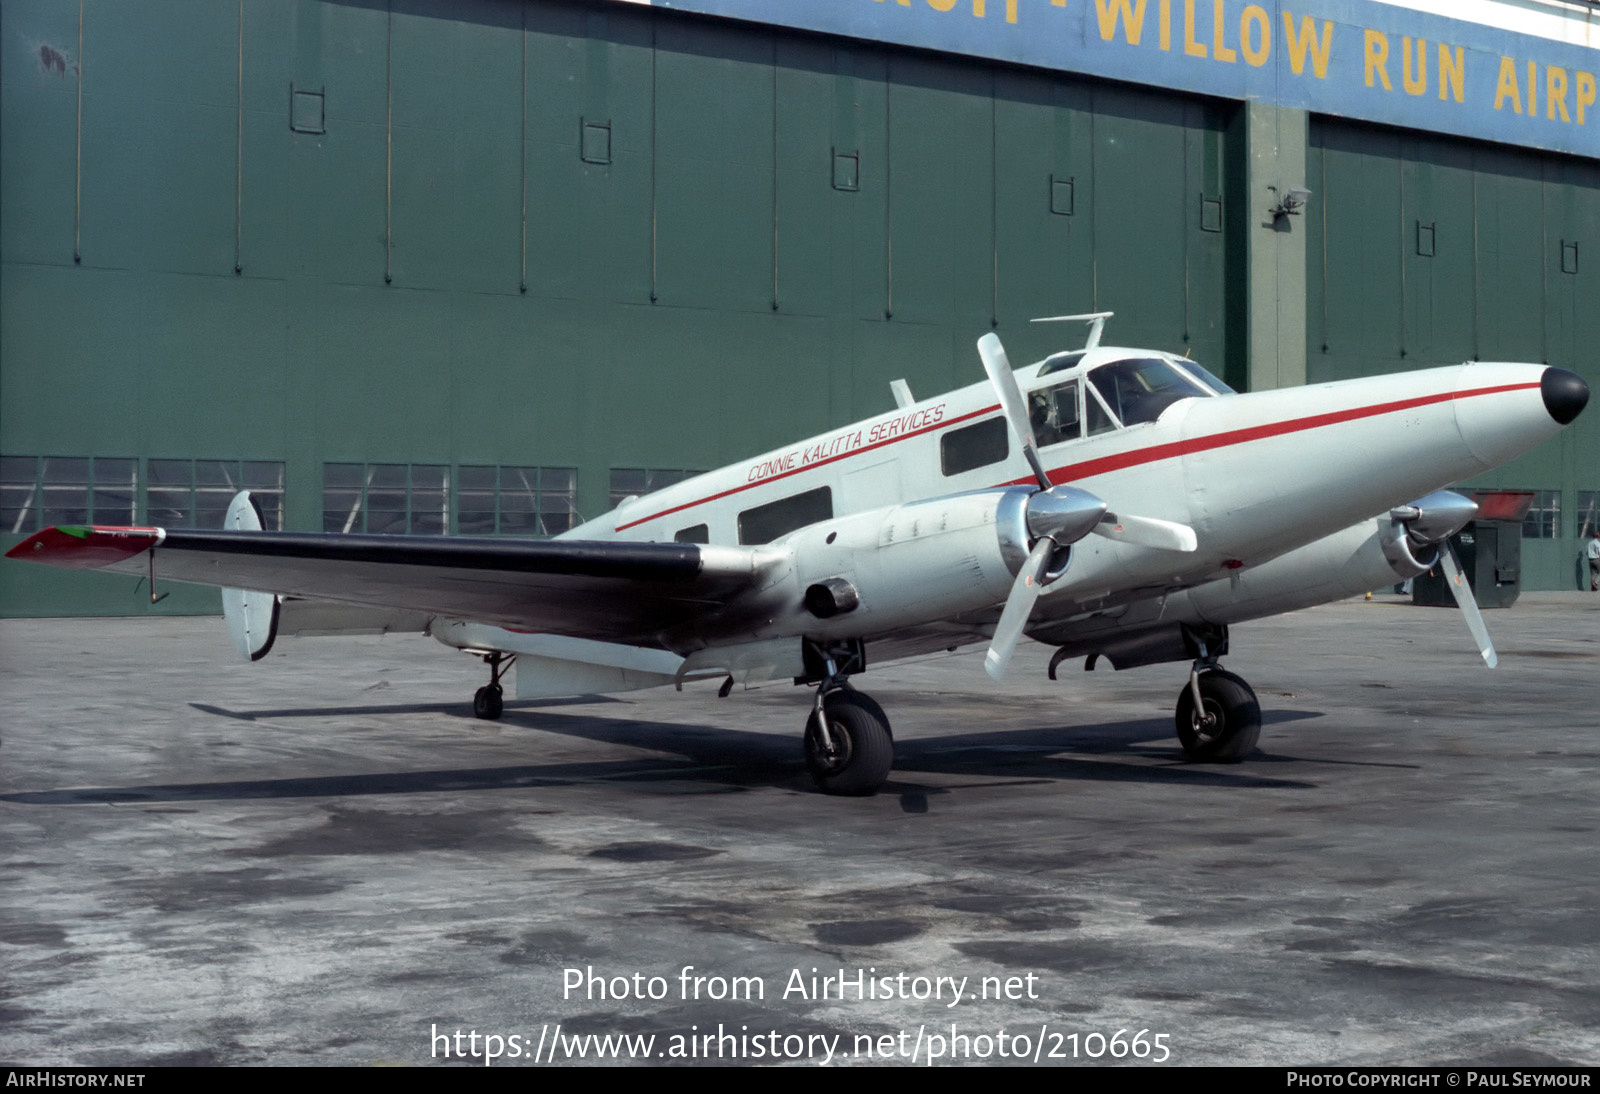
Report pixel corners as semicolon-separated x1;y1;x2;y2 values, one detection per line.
1306;117;1599;588
520;5;1238;404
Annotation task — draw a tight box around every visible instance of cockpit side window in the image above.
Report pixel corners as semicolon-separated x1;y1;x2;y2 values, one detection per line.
1029;379;1081;448
1088;358;1211;427
1086;384;1119;435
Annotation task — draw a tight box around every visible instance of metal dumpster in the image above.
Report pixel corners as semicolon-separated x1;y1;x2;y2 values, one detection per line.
1412;491;1533;609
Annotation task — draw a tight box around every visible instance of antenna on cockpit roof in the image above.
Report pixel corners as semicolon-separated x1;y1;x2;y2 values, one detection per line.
1031;311;1113;350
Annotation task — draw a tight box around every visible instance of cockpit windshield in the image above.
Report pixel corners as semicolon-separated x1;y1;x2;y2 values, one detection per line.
1173;358;1236;395
1087;357;1216;427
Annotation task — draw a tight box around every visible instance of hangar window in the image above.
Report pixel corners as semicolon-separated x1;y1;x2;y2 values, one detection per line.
1519;489;1561;539
1576;492;1598;539
326;465;576;538
609;468;703;509
148;459;284;531
324;463;448;536
2;455;140;533
0;457;36;533
458;466;578;537
941;417;1009;476
738;487;832;545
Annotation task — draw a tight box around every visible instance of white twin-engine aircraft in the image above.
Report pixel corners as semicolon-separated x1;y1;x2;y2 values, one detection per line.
9;314;1589;795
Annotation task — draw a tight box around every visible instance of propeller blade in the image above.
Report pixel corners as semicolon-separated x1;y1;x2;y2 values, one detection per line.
985;536;1055;682
1437;538;1497;668
1091;512;1199;553
977;333;1052;491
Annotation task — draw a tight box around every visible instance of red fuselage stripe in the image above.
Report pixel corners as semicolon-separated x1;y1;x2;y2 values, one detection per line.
1022;381;1539;487
614;381;1540;532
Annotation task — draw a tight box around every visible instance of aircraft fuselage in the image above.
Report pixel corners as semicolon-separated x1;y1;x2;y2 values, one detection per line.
573;351;1566;643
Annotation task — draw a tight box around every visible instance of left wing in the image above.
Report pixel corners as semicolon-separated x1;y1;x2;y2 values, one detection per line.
5;524;774;648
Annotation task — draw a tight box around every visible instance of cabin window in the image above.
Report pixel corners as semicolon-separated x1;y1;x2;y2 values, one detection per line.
1029;380;1082;448
940;417;1009;476
738;487;832;545
674;524;709;544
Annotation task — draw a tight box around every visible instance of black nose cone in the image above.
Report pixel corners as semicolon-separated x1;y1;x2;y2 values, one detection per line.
1542;368;1589;425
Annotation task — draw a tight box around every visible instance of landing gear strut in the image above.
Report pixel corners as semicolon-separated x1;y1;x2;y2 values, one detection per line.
1175;639;1260;762
801;640;893;795
472;651;514;721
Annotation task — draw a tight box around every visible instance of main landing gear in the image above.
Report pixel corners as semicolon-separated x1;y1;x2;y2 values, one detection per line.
472;651;514;721
1175;640;1260;762
802;640;893;796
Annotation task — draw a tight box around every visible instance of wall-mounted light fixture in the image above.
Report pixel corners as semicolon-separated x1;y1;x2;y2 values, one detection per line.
1270;186;1312;219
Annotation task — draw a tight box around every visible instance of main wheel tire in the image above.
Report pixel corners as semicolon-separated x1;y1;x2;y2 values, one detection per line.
804;698;894;796
1175;669;1260;762
473;684;504;721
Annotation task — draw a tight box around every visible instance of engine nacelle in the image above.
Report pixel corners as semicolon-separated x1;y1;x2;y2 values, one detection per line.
1175;512;1451;628
764;487;1035;641
1377;515;1438;580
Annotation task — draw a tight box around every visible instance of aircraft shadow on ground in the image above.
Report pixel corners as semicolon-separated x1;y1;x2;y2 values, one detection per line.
3;704;1345;807
188;695;620;721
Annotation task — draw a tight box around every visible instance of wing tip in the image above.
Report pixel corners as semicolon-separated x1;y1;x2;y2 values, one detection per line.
5;525;161;568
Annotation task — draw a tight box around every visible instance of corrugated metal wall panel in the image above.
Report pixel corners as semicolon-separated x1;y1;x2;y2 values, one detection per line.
3;0;1240;615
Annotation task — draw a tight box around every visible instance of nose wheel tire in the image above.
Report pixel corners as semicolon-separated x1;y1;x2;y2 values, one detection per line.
1175;669;1260;762
828;686;892;740
804;694;893;795
473;684;504;721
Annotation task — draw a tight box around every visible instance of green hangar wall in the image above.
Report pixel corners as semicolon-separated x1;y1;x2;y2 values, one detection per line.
0;0;1594;615
1308;119;1600;589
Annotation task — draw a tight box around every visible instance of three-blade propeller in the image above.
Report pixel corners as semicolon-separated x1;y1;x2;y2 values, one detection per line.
977;333;1198;681
1437;541;1498;668
1390;493;1497;669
